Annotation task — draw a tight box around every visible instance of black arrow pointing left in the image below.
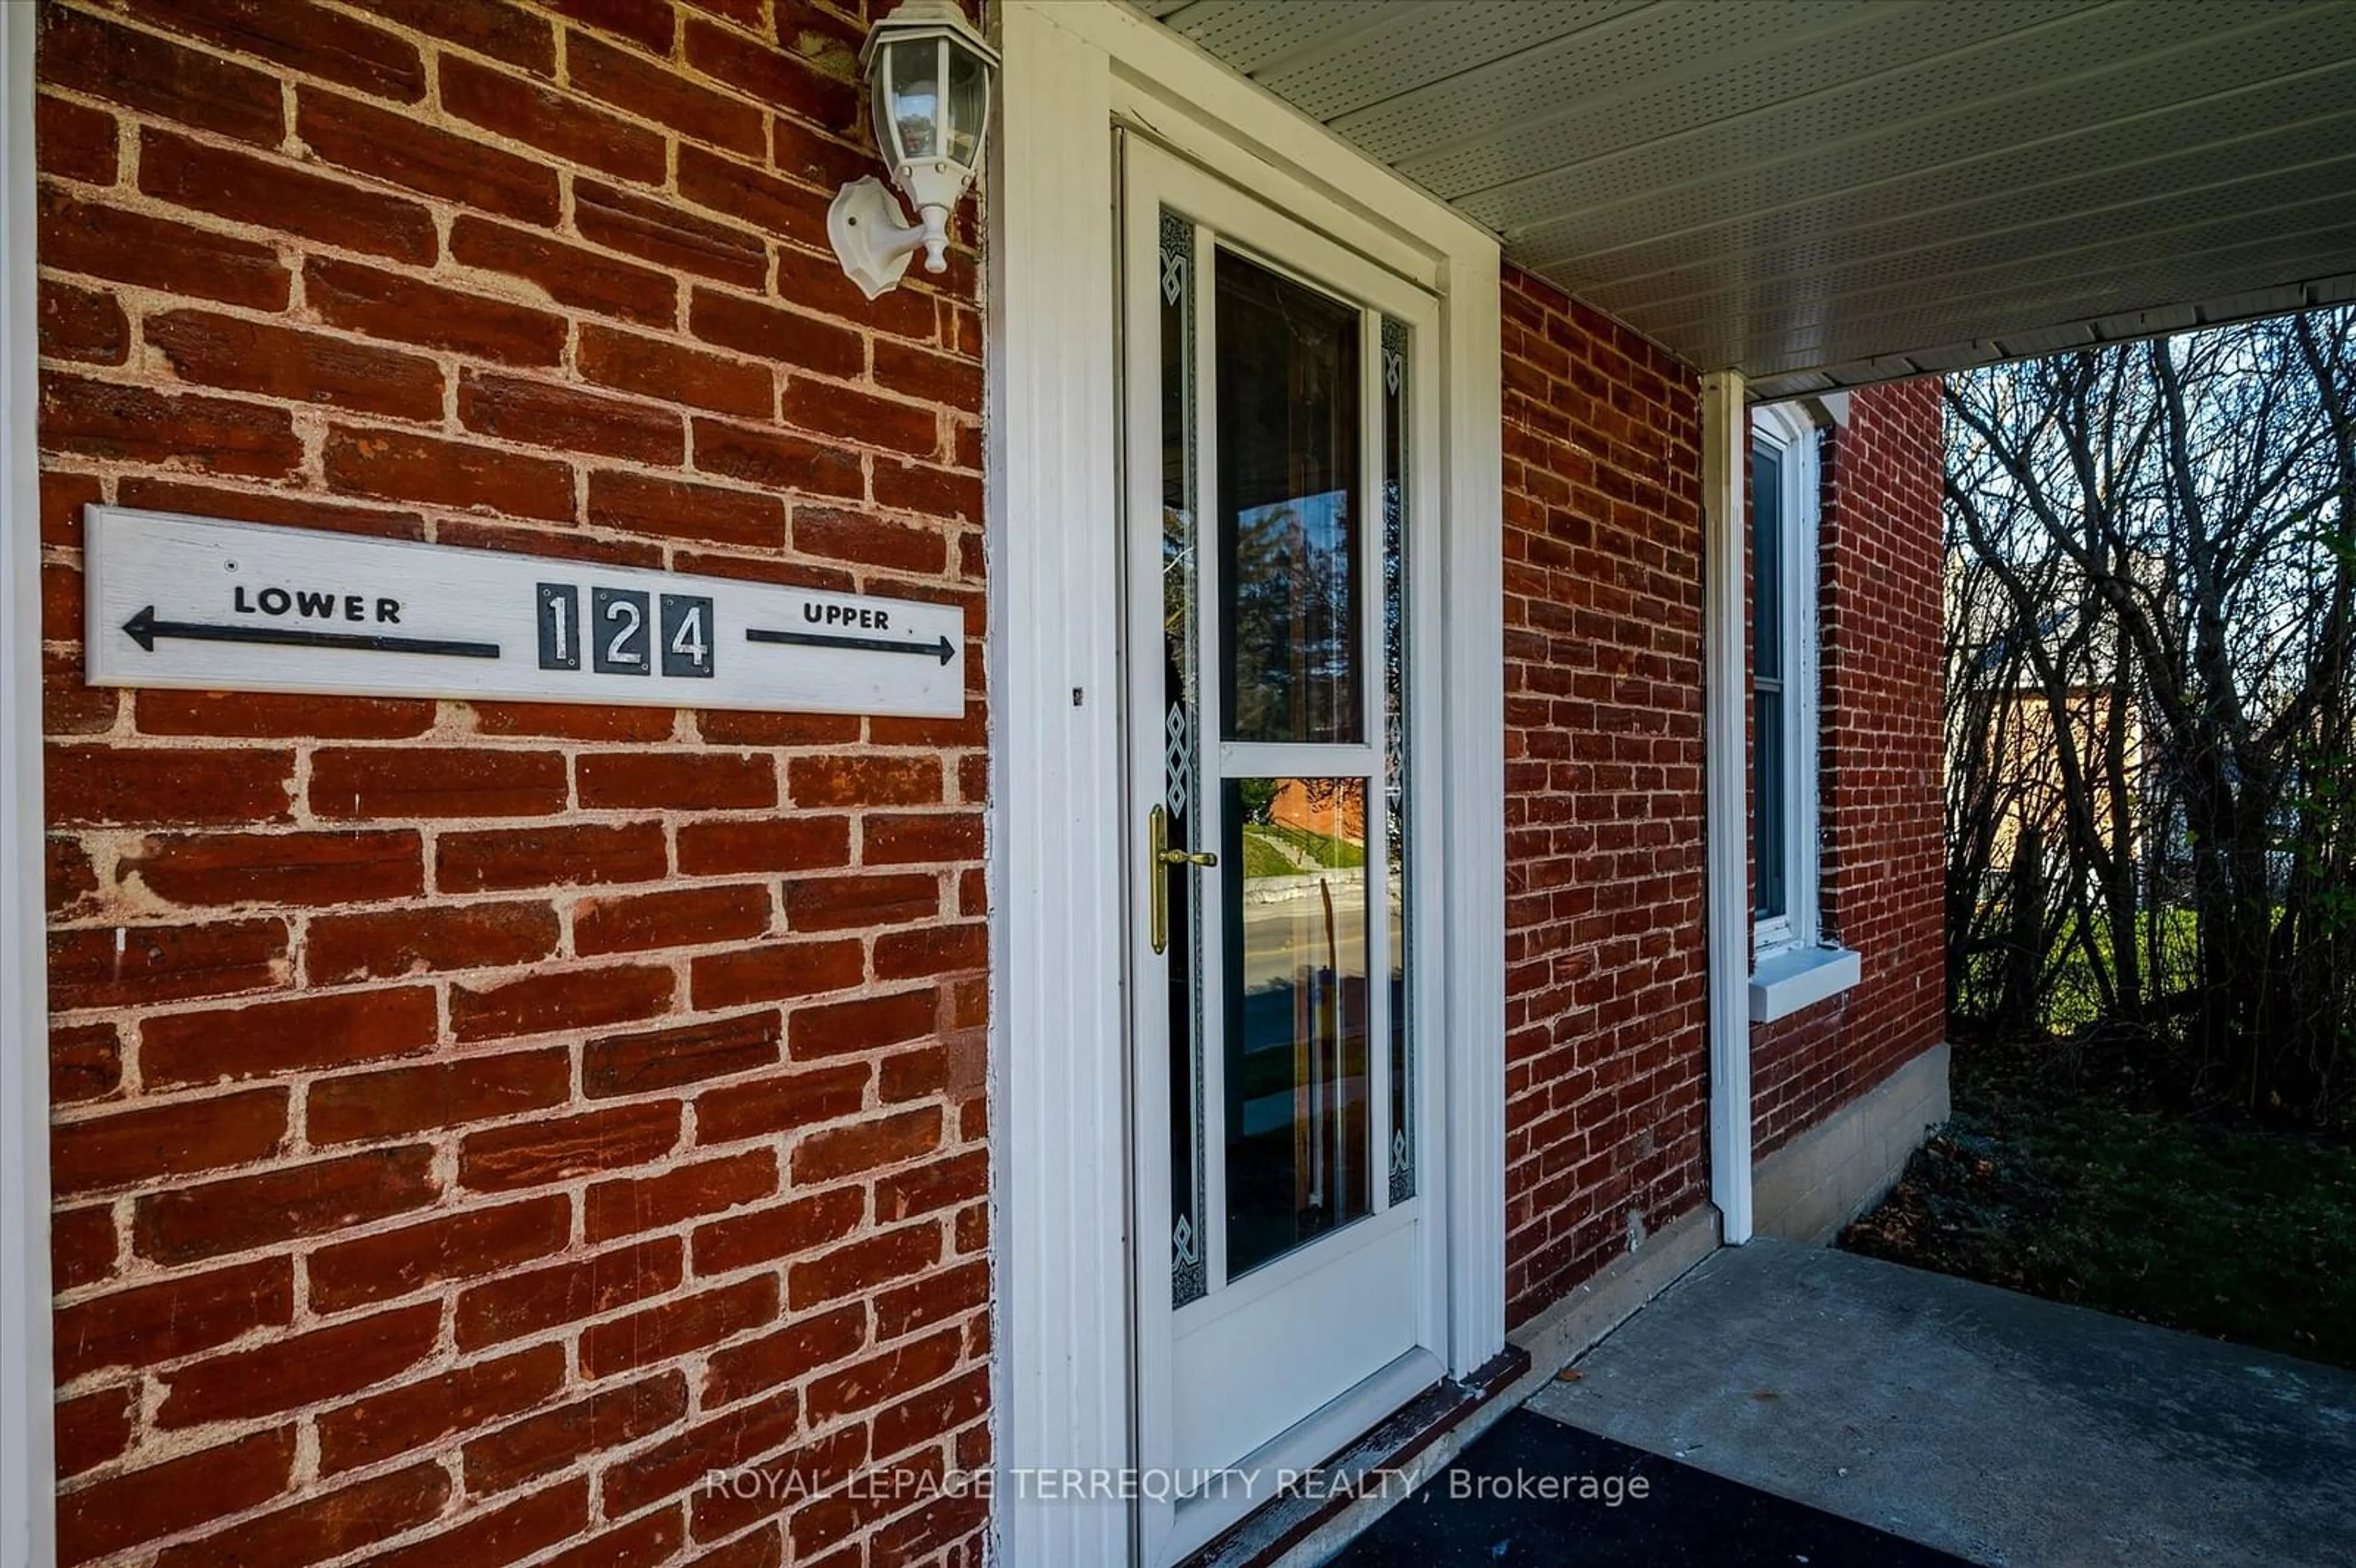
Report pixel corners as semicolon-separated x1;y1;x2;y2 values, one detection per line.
122;605;500;659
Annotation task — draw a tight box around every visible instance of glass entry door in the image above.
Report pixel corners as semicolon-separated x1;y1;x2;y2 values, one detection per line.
1121;135;1444;1563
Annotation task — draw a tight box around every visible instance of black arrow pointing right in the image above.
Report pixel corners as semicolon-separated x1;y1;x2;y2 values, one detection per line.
745;626;957;666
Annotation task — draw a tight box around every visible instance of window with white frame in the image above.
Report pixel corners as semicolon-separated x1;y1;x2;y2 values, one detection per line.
1750;404;1820;958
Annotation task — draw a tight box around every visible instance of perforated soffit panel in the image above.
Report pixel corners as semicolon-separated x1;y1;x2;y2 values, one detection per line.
1138;0;2356;396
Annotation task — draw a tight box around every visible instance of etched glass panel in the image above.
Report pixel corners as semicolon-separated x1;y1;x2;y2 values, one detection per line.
1161;210;1207;1308
1223;778;1372;1277
1216;250;1363;745
1381;317;1414;1206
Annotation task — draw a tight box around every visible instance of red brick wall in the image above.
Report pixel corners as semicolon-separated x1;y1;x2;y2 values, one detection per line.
1501;267;1709;1327
1749;379;1946;1156
36;3;988;1564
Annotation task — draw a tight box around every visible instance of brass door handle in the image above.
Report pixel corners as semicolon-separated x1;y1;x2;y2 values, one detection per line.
1149;804;1217;955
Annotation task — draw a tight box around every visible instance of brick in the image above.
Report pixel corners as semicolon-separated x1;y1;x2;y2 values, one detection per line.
455;1236;682;1349
693;417;864;498
55;1386;134;1480
156;1302;440;1428
875;1258;989;1341
39;279;127;365
45;836;97;919
142;986;437;1088
793;506;947;575
696;709;861;747
42;372;302;478
786;872;939;932
355;1475;588;1568
52;1205;118;1291
310;1049;574;1145
309;255;568;366
703;1301;864;1407
862;812;982;865
694;1188;865;1288
437;58;666;188
539;1508;686;1568
48;918;287;1012
365;0;554;74
124;0;428;101
474;701;680;741
580;1272;777;1378
307;901;561;983
872;460;980;526
788;1222;942;1312
53;1256;291;1382
575;883;772;956
36;93;116;183
320;1344;566;1474
460;1100;682;1190
551;0;676;52
147;309;444;423
678;817;850;875
298;85;561;224
805;1326;961;1428
577;751;777;810
866;1491;986;1567
451;963;676;1043
767;112;870;195
313;745;570;819
788;753;941;807
776;240;935;344
308;1196;572;1313
587;1011;780;1099
39;189;290;310
681;18;855;139
600;1388;799;1521
134;1146;439;1264
790;989;934;1060
459;367;684;464
449;213;677;328
793;1107;939;1184
53;1088;288;1198
580;323;774;418
874;1148;985;1225
874;337;982;415
322;424;579;521
706;1423;869;1545
120;829;423;909
140;128;437;264
152;1463;449;1568
136;688;433;739
463;1372;686;1493
568;32;758;155
689;938;864;1011
586;469;785;550
577;178;769;290
687;288;861;378
694;1061;868;1147
39;6;282;145
49;1023;120;1105
54;1429;293;1567
438;821;670;891
587;1149;777;1242
782;377;939;458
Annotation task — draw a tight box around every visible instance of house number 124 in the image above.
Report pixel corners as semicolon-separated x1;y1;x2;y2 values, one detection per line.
536;583;716;678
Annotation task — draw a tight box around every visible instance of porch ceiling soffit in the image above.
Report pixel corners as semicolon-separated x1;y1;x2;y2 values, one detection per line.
1136;0;2356;396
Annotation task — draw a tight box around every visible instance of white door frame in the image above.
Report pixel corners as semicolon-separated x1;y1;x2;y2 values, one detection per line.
985;5;1503;1564
1;2;55;1564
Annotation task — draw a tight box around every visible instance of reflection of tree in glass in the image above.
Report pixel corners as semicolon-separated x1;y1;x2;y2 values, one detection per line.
1230;492;1358;742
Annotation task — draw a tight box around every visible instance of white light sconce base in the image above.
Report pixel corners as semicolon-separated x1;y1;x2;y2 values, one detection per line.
830;175;941;300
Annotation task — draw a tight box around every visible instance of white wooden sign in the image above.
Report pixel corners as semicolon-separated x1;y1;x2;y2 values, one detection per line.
83;506;966;718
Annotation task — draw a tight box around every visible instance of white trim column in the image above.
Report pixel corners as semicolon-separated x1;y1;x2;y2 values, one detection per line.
1;1;54;1561
1702;370;1754;1245
984;6;1130;1565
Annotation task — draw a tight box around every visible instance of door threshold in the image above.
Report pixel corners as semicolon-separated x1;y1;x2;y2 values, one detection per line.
1178;1345;1530;1568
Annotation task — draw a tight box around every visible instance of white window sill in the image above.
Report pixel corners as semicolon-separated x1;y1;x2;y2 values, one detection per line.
1749;943;1861;1023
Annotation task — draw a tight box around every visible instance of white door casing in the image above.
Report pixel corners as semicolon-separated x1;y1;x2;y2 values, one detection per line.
987;5;1504;1565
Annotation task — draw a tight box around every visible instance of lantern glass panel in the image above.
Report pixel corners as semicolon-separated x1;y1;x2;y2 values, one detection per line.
882;37;942;163
946;40;988;167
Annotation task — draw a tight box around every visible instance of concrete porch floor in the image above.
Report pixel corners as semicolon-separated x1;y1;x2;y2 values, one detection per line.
1511;1237;2356;1567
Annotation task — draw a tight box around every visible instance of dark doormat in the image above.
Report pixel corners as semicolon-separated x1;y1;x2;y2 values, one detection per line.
1325;1409;1976;1567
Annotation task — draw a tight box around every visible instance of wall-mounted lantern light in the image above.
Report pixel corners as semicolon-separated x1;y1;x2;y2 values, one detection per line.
827;0;998;300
